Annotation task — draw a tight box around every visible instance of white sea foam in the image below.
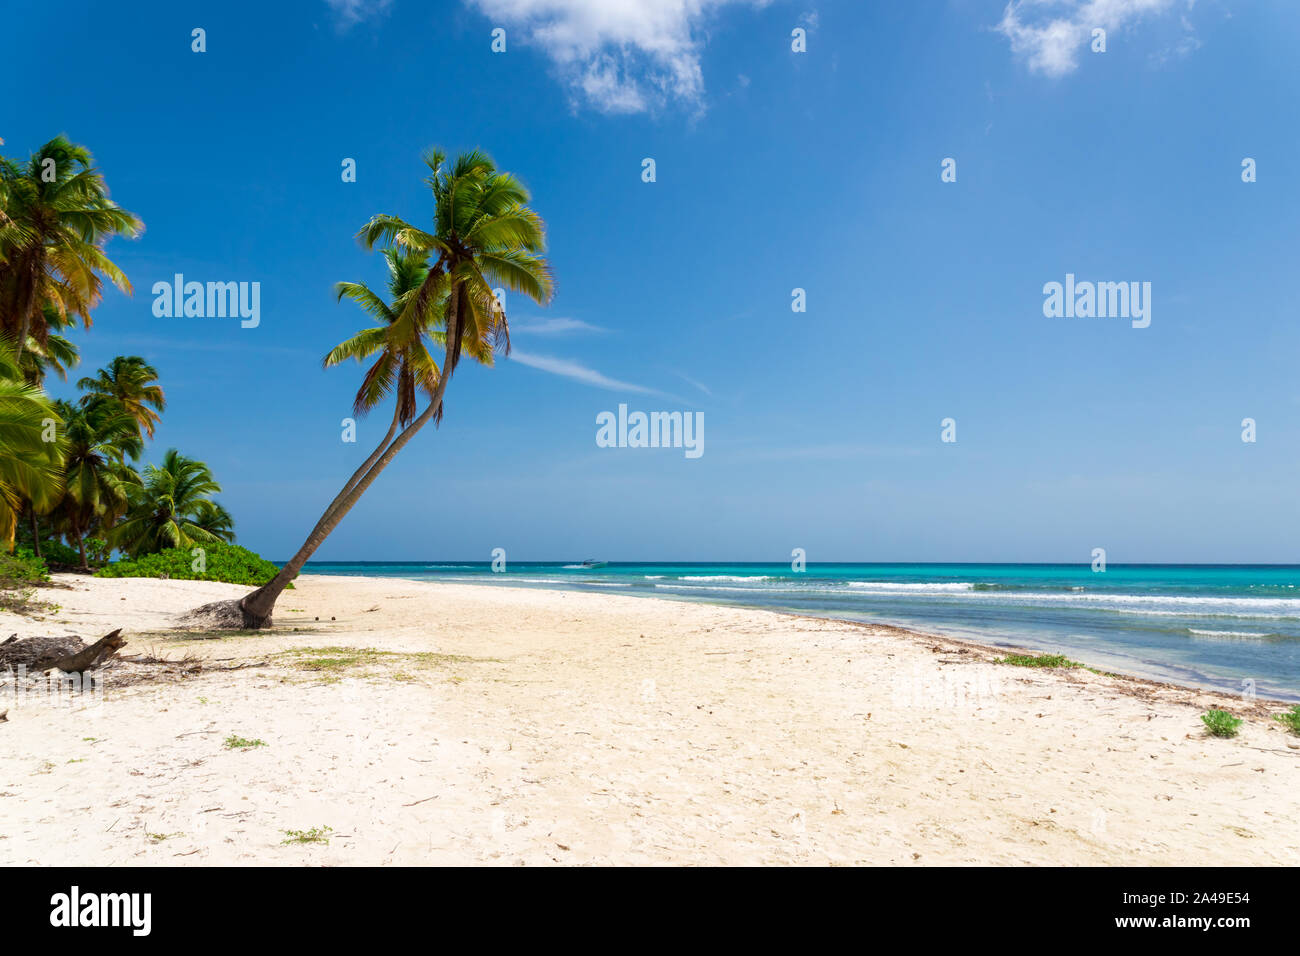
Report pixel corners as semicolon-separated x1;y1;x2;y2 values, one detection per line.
1186;628;1272;639
847;581;975;592
678;575;777;582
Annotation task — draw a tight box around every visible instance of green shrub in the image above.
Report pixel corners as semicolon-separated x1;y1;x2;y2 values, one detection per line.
95;542;288;587
1;548;51;585
0;548;52;615
1201;709;1243;738
36;538;80;566
36;537;110;568
1273;705;1300;736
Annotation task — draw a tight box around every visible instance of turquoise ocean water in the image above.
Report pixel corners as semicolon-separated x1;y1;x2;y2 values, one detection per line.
300;562;1300;700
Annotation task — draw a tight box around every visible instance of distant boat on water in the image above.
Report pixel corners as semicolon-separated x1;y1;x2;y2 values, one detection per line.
579;560;607;568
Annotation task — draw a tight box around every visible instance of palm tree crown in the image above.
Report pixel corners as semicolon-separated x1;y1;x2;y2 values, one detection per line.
357;148;554;404
0;136;142;355
50;396;140;563
78;355;165;439
110;448;232;557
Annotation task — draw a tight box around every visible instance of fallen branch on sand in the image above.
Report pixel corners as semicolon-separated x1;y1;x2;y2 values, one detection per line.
0;630;126;672
1;631;273;691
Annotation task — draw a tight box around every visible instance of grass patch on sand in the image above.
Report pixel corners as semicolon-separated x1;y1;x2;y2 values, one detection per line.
281;826;332;845
995;653;1080;669
273;645;495;681
224;734;267;750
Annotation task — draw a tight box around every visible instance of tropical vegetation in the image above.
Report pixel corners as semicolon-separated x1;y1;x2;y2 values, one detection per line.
95;541;279;587
1;135;253;585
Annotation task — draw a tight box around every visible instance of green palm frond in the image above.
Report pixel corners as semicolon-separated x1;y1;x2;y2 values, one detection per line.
0;136;142;355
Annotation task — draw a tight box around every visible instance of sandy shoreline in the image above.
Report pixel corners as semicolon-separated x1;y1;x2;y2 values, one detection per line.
2;572;1298;866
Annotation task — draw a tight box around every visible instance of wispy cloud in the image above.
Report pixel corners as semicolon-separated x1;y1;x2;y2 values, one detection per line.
675;371;713;397
511;316;605;335
465;0;773;114
996;0;1192;78
323;0;393;30
509;350;663;394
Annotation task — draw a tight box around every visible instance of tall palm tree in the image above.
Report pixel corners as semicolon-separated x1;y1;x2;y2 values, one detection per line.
78;355;165;439
110;448;232;557
211;148;552;628
54;397;141;568
0;342;64;548
0;136;142;358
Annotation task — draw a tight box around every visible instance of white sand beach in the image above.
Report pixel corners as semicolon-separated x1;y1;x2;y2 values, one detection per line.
2;573;1297;866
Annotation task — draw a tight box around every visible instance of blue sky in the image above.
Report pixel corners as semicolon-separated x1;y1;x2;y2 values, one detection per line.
4;0;1299;562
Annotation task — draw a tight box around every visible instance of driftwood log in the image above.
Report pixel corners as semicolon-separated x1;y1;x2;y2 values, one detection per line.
0;629;126;672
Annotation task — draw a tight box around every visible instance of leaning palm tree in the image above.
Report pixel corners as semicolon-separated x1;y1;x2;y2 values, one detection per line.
0;342;64;548
0;136;142;357
193;148;552;628
78;355;165;439
110;448;232;557
54;397;141;567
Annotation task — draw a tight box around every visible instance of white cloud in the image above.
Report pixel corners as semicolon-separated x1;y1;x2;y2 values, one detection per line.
996;0;1191;77
324;0;393;30
512;316;605;335
466;0;772;113
510;350;662;394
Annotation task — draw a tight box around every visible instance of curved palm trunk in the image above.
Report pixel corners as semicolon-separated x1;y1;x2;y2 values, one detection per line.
320;402;402;526
233;290;461;628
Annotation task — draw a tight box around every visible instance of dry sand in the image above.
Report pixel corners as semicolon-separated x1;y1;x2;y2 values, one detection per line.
1;573;1297;866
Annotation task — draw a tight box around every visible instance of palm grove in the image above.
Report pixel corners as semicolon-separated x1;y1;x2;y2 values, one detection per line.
1;136;233;570
3;138;553;628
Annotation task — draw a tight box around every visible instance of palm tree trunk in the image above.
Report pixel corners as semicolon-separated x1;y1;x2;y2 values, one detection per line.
29;508;40;559
236;287;462;627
